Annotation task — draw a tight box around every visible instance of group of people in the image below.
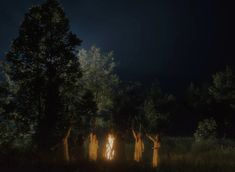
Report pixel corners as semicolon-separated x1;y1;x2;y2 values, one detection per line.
88;130;161;168
132;129;160;167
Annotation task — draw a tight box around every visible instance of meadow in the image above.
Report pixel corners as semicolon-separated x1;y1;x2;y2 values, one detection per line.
1;137;235;172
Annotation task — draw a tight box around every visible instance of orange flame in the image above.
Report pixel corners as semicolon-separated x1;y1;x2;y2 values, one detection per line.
105;134;115;160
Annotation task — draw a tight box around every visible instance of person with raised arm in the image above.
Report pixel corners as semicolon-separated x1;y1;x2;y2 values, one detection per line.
132;129;144;162
146;133;160;167
88;132;99;161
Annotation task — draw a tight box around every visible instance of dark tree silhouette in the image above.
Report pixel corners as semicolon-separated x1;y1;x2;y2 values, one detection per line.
208;66;235;137
112;82;145;134
4;0;82;157
143;81;176;134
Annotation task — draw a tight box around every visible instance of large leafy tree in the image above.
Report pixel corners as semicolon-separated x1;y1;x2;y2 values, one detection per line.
78;46;119;132
4;0;82;155
78;46;119;114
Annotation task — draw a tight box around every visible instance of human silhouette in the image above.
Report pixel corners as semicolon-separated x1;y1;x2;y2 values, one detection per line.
146;134;160;167
88;132;99;161
132;129;144;162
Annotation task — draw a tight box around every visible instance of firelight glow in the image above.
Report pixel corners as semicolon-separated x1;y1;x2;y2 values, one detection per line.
105;134;115;160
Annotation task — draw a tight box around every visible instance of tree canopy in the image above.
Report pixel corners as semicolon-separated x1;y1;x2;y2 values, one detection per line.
3;0;83;151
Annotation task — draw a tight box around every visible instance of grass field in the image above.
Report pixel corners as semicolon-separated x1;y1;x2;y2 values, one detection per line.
1;137;235;172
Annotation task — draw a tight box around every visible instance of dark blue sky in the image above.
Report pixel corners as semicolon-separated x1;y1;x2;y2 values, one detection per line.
0;0;234;94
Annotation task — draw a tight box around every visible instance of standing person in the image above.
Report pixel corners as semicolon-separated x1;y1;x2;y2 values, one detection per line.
132;129;144;162
146;134;160;168
89;132;99;161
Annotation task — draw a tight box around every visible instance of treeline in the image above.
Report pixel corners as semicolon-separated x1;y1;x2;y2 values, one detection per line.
0;0;234;162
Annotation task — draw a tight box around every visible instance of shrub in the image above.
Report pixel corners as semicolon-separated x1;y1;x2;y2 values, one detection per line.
194;118;217;142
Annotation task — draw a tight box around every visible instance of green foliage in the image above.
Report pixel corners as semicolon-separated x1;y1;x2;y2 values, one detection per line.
112;82;145;132
78;46;119;114
209;66;235;103
208;67;235;136
194;118;217;142
78;90;98;131
143;81;176;133
0;64;22;148
3;0;82;150
185;82;211;108
183;67;235;137
78;46;119;132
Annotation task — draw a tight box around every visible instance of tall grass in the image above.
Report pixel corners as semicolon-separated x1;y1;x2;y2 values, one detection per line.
0;137;235;172
157;137;235;172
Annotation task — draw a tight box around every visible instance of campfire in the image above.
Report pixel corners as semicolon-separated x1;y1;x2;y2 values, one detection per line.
105;134;115;160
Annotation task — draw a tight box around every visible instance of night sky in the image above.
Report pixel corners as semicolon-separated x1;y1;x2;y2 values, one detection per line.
0;0;234;95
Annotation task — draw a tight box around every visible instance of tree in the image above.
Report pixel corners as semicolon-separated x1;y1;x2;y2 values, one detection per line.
112;82;145;133
4;0;82;159
78;46;119;132
209;66;235;103
143;81;176;133
0;65;19;148
78;46;119;114
78;90;98;132
185;82;211;109
111;82;145;161
183;82;212;132
208;66;235;137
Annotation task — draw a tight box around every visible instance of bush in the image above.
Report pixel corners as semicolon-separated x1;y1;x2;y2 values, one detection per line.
194;118;217;142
